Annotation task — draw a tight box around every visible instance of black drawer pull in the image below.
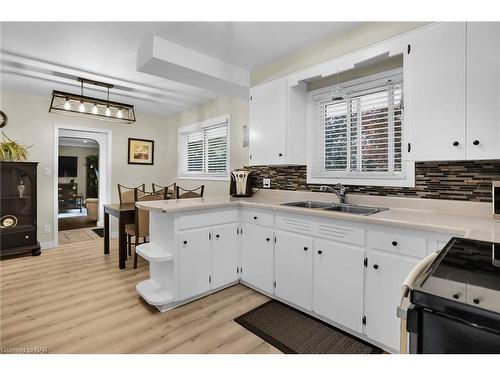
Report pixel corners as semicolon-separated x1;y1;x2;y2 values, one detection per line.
473;298;480;305
473;140;480;145
253;216;258;220
278;153;283;157
392;241;398;246
266;237;271;242
215;234;220;239
183;240;187;245
453;294;459;299
303;247;308;251
453;141;460;147
373;264;379;270
317;250;323;255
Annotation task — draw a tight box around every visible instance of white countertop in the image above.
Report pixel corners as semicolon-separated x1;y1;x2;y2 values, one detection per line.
136;191;500;243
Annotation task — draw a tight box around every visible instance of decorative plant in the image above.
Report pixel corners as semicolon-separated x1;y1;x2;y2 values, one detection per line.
0;132;32;161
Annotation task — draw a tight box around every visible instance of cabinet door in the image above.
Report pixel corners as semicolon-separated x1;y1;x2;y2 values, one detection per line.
274;230;313;310
179;228;211;300
466;22;500;160
408;22;466;161
249;79;287;165
364;249;419;352
211;223;239;289
240;223;274;294
313;239;365;333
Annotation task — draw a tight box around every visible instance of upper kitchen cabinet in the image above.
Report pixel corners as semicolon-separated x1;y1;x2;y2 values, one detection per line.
407;22;467;161
249;78;307;165
466;22;500;160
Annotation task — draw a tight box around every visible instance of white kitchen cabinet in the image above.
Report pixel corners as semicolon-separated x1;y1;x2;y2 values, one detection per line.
240;222;274;294
407;22;466;161
312;239;365;333
179;227;211;300
364;249;419;352
211;223;239;289
249;79;307;166
274;230;313;310
466;22;500;160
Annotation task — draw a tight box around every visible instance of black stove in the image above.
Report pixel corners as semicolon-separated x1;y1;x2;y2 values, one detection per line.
407;237;500;354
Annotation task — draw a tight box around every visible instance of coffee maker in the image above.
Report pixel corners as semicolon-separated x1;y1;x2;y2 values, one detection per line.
230;170;254;197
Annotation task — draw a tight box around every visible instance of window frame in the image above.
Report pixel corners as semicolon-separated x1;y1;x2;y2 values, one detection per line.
177;114;231;181
307;68;415;188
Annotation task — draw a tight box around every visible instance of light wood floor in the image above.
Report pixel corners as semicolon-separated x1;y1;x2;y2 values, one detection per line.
0;239;281;354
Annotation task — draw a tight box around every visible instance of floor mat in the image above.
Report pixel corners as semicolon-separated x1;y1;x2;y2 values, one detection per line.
234;300;382;354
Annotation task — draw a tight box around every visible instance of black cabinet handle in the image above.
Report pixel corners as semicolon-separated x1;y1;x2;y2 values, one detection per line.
317;250;323;255
473;140;480;146
183;240;187;245
473;298;480;305
266;237;271;242
215;234;220;239
303;247;308;251
373;264;379;270
253;216;258;220
392;241;398;247
453;141;460;147
278;153;283;157
453;294;459;299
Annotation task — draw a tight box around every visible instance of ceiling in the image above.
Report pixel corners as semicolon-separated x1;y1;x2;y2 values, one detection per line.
0;22;362;117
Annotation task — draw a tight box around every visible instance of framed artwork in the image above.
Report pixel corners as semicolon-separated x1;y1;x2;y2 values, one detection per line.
128;138;154;165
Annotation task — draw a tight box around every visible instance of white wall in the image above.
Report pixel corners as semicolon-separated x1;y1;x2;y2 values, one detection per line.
0;90;171;245
58;145;99;198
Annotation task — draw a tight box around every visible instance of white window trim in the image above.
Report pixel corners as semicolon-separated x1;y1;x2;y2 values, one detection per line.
306;69;415;188
177;114;230;181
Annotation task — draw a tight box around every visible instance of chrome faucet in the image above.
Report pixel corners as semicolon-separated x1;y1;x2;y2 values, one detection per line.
320;184;347;204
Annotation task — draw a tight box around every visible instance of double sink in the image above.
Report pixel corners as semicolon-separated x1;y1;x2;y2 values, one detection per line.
281;201;388;216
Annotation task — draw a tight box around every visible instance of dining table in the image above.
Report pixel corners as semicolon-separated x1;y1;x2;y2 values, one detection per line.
103;203;135;269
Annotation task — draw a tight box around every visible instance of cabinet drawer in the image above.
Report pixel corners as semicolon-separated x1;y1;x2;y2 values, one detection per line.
178;210;238;230
367;229;427;258
1;229;37;249
241;209;274;227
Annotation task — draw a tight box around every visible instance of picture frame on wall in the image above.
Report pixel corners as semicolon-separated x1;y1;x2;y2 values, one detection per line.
128;138;154;165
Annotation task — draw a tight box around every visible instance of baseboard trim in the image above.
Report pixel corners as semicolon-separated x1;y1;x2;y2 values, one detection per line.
40;241;56;250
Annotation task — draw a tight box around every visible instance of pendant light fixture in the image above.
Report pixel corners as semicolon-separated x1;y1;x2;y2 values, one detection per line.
331;70;346;102
49;78;136;124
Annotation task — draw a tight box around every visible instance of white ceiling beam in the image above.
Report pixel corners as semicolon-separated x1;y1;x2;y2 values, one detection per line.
137;36;250;99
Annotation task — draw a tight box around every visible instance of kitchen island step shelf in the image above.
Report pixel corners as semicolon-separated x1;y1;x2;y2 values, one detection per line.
136;279;174;306
135;243;173;262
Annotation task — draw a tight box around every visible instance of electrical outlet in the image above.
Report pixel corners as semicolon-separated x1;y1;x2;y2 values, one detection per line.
44;224;52;234
44;167;52;176
262;178;271;188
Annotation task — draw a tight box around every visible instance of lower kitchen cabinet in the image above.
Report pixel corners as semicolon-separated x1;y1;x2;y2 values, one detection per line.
178;227;212;299
240;222;274;294
211;223;239;289
274;230;313;310
312;239;365;333
364;249;419;351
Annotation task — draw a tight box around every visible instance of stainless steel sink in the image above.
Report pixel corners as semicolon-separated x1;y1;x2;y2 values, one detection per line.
281;201;388;216
281;201;334;209
323;204;388;216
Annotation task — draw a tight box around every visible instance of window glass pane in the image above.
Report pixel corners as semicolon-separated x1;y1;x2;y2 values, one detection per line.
324;101;348;171
360;90;389;172
187;139;203;172
394;85;403;172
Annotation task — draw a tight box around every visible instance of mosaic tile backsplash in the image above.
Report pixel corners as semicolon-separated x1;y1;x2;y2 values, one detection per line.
247;161;500;202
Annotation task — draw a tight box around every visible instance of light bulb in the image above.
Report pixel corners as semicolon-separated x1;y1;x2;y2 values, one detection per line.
79;101;85;112
92;104;98;114
64;98;70;110
105;106;111;117
117;108;123;119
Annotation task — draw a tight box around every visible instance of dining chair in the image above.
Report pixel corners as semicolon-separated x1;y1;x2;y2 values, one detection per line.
152;183;176;199
117;183;145;204
125;188;164;268
176;185;205;199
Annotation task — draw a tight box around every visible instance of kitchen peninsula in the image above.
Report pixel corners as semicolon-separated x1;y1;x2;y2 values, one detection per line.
135;190;500;353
